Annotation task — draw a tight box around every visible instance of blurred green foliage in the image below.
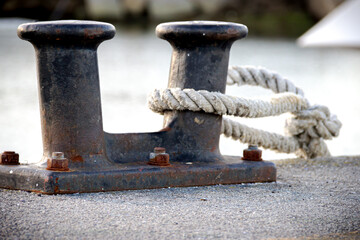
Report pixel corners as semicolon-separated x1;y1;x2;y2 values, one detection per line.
224;11;315;37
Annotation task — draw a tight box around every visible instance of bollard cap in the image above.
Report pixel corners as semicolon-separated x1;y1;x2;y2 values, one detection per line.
156;21;248;44
17;20;115;44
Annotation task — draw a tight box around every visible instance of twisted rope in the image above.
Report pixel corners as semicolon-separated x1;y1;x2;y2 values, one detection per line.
148;66;342;159
148;88;309;118
227;65;304;96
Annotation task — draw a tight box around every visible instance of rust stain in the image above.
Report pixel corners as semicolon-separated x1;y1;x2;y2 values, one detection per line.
54;185;59;194
148;148;170;166
227;27;239;36
0;151;19;165
71;155;84;162
90;150;104;157
242;146;262;161
148;155;171;166
159;126;171;132
84;28;104;40
46;157;69;171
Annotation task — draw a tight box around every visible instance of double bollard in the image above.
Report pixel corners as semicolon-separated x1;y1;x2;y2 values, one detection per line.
0;20;276;194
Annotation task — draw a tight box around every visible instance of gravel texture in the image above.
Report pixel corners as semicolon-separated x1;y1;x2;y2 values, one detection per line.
0;156;359;239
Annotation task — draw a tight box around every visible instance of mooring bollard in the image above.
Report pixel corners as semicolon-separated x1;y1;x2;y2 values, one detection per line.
156;21;247;161
0;20;276;194
17;20;115;169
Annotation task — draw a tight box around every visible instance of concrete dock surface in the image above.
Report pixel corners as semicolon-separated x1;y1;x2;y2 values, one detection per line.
0;156;359;239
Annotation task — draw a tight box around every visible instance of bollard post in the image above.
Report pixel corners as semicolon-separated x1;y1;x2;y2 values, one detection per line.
156;21;248;161
17;20;115;169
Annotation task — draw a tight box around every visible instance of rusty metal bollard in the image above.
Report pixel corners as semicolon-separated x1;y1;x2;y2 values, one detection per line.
0;20;276;194
156;21;247;162
17;20;115;169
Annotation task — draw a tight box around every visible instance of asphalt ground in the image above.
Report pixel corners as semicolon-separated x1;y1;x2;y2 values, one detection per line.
0;156;359;239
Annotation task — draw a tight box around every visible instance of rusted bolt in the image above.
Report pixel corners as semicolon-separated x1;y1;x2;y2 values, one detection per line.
242;145;262;161
46;152;69;171
148;147;170;166
0;151;20;165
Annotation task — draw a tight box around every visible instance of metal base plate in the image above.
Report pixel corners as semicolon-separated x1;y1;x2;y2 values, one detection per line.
0;156;276;194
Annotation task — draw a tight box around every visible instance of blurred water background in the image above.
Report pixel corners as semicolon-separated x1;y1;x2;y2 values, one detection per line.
0;0;359;163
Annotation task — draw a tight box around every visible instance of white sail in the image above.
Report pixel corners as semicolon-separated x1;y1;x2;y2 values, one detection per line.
297;0;360;48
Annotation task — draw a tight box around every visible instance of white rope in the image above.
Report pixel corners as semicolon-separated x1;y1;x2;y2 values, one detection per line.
148;66;342;159
221;118;301;154
227;65;304;96
148;88;309;118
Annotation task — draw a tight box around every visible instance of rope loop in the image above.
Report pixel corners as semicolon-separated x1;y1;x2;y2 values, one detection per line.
147;65;342;159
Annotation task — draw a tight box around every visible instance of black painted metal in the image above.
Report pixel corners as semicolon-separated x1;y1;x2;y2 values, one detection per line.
17;20;115;170
0;20;276;194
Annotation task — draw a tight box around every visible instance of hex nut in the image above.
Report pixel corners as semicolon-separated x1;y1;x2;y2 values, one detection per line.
242;145;262;161
46;152;69;171
0;151;20;165
148;147;170;166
